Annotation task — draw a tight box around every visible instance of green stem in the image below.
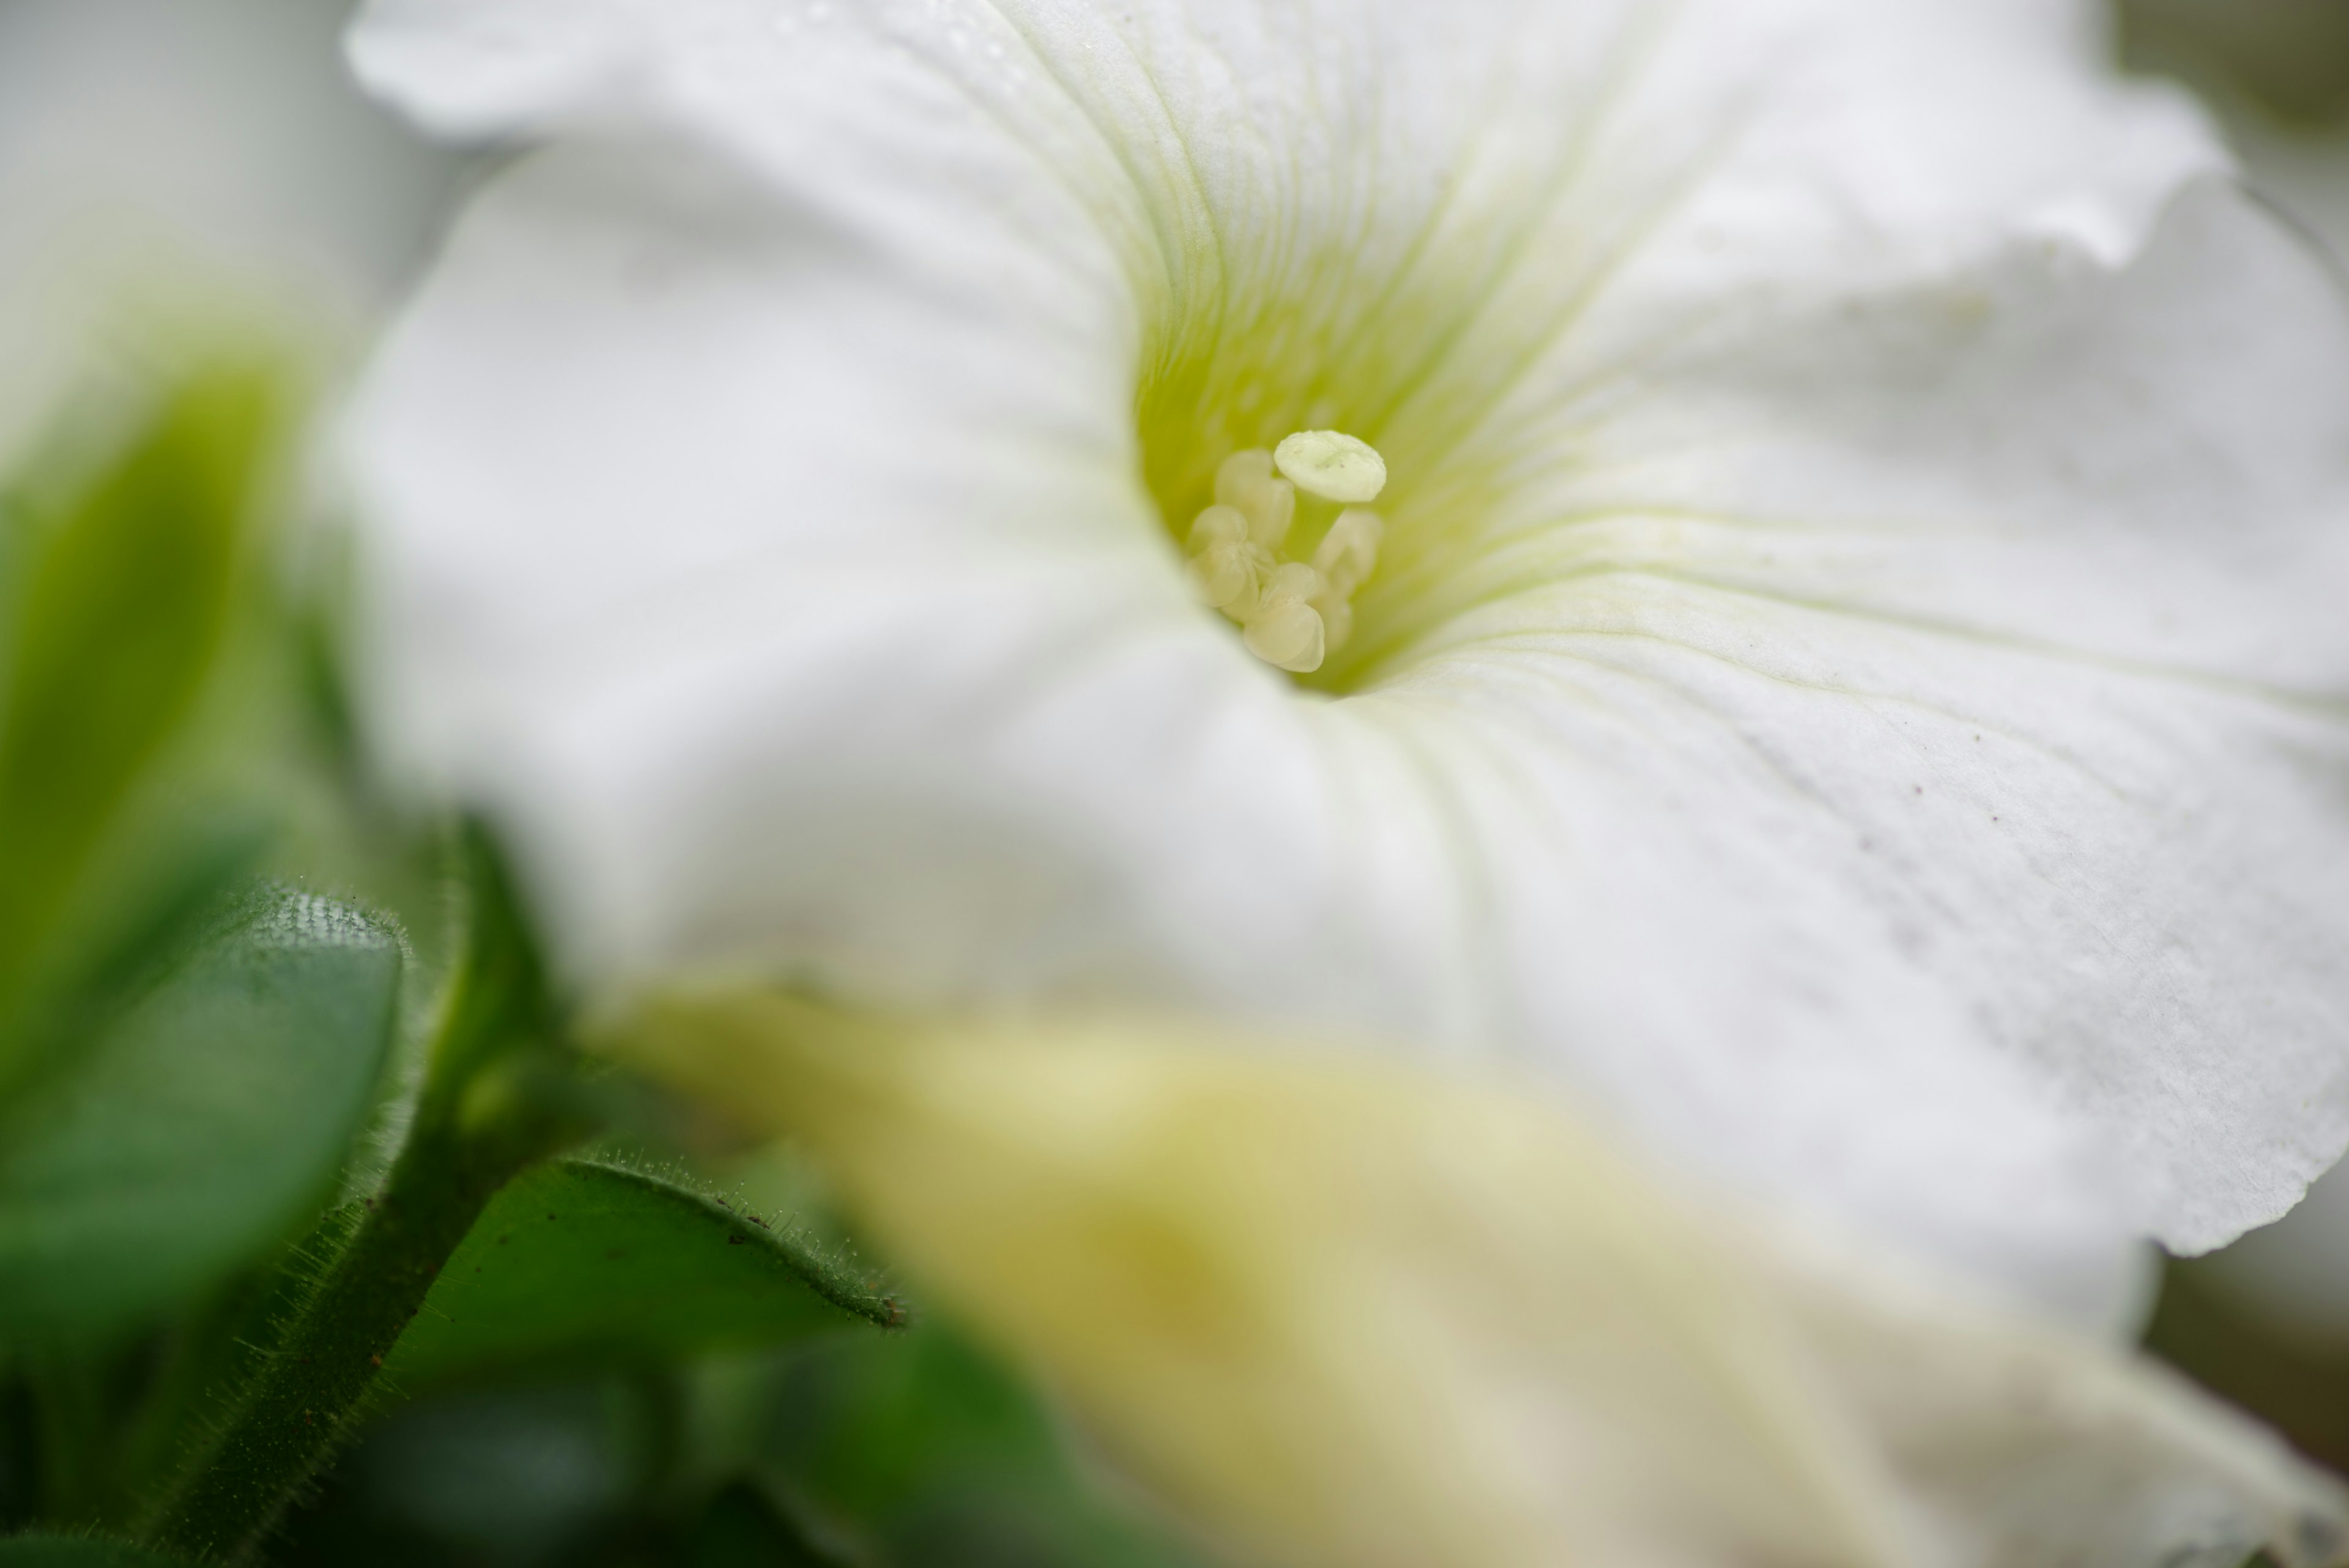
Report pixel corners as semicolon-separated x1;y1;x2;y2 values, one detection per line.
26;1350;112;1527
140;1107;533;1561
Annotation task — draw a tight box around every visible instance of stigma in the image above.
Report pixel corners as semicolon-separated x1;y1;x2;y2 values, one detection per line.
1184;436;1387;674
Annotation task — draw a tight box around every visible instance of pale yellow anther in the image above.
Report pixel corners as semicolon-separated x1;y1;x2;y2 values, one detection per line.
1312;508;1384;598
1214;448;1276;509
1244;562;1327;672
1274;430;1386;504
1187;503;1249;554
1236;475;1296;552
1315;593;1353;656
1244;596;1325;673
1191;541;1263;614
1261;562;1324;603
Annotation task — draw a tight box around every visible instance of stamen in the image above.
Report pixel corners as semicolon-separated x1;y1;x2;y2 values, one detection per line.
1261;560;1324;603
1313;592;1353;656
1312;508;1383;598
1274;430;1387;503
1187;503;1249;552
1240;475;1296;552
1185;439;1389;677
1244;563;1327;672
1215;448;1296;551
1190;541;1261;613
1214;448;1275;508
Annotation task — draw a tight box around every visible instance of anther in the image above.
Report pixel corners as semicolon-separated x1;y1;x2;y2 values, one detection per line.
1191;541;1262;613
1215;448;1274;508
1245;600;1324;672
1244;562;1327;673
1238;474;1294;551
1185;502;1266;612
1314;592;1353;656
1214;448;1295;551
1313;508;1383;598
1187;504;1248;552
1262;560;1324;603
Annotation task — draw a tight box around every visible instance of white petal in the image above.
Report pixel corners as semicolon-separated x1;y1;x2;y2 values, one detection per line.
1401;175;2349;1265
626;999;2349;1568
340;0;2349;1318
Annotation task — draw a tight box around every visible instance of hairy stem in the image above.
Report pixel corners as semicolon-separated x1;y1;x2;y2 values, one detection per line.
141;1113;525;1561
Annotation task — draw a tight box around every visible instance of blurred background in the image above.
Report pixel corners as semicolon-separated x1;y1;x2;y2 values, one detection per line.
0;0;2345;1562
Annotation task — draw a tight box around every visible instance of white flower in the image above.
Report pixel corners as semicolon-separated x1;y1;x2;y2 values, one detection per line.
630;997;2349;1568
342;0;2349;1327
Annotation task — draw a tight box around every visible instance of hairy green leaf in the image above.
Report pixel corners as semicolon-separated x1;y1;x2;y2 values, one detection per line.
0;888;400;1347
384;1161;900;1391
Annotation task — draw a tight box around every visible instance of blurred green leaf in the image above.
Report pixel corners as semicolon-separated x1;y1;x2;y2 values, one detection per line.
760;1324;1204;1568
2119;0;2349;125
2146;1256;2349;1478
0;370;284;1050
681;1482;842;1568
0;1534;195;1567
384;1162;901;1394
0;887;399;1347
271;1375;669;1568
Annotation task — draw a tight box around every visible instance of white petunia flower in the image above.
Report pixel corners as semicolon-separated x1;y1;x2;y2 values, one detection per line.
342;0;2349;1328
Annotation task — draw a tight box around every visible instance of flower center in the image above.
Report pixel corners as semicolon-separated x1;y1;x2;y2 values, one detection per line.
1179;434;1389;675
1129;234;1518;693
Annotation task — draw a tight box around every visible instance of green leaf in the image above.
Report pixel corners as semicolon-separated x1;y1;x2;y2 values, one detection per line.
759;1323;1207;1568
0;370;284;1036
0;887;400;1347
270;1373;670;1567
384;1161;900;1391
0;1535;195;1567
683;1481;845;1568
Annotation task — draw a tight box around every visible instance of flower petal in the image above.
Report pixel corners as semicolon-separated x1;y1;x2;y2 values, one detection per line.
1373;174;2349;1269
340;0;2349;1317
625;996;2349;1568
